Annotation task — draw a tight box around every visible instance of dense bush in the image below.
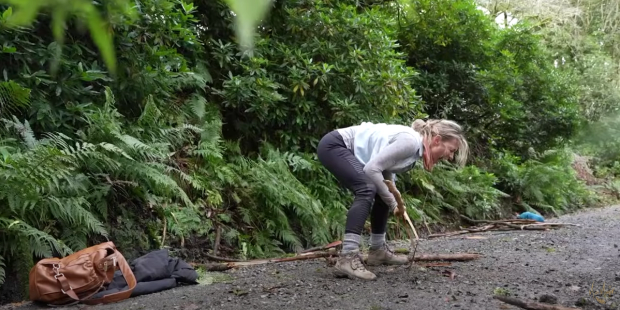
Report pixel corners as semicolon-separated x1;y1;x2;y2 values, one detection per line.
396;0;583;157
0;0;614;300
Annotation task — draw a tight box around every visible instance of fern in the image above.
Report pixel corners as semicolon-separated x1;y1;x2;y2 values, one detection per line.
0;218;72;259
0;254;5;285
0;81;31;118
214;145;340;254
487;148;594;216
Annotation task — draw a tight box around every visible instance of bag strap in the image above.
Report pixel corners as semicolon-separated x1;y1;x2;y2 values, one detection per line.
81;248;137;305
48;261;107;307
47;279;105;307
54;273;81;301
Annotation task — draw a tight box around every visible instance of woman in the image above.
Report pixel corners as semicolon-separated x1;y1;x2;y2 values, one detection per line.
316;119;469;280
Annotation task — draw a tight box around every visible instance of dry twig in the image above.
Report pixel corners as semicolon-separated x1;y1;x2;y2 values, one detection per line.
300;240;342;253
493;295;582;310
191;250;482;272
428;219;579;238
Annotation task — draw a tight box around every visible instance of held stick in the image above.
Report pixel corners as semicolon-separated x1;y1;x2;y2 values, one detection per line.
383;180;419;241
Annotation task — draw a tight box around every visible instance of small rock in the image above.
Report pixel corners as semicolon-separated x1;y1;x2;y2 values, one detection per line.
539;294;558;304
398;293;409;298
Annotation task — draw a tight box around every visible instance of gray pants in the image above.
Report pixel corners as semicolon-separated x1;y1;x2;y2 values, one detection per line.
316;130;390;235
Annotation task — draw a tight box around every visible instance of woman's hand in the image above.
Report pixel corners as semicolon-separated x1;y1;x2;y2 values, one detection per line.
391;189;405;217
393;206;405;217
384;180;405;218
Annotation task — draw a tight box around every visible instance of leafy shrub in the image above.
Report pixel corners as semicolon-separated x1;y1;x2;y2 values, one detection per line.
396;0;583;157
395;163;508;225
206;0;423;152
487;148;595;215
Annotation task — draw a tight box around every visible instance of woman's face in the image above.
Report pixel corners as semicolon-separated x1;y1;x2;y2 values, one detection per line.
429;135;459;164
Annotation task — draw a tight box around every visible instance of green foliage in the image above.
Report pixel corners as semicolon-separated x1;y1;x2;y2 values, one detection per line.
0;81;30;117
0;0;275;73
487;148;594;215
0;255;4;284
223;0;273;50
0;0;133;74
208;0;422;152
574;114;620;179
0;0;608;290
398;164;508;222
397;0;583;156
0;116;114;260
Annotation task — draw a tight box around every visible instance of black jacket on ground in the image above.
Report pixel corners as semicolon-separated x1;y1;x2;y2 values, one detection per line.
93;249;199;298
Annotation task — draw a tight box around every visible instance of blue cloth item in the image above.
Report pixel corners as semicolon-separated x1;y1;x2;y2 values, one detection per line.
517;211;545;222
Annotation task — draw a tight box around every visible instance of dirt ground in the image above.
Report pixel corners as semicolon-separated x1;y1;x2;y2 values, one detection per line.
4;205;620;310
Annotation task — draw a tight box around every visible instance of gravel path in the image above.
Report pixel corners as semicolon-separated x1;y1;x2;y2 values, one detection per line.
4;205;620;310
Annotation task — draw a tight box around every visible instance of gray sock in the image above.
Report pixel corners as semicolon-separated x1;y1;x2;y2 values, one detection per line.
369;233;385;250
342;233;361;254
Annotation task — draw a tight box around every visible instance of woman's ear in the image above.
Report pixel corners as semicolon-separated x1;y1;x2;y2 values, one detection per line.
431;135;441;145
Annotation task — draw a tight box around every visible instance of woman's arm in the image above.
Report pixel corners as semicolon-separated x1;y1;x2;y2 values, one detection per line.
363;133;421;211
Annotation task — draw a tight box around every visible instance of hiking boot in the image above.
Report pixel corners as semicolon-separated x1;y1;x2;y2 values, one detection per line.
333;252;377;280
366;243;409;266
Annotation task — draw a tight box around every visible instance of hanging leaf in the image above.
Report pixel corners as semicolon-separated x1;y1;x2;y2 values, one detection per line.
223;0;273;51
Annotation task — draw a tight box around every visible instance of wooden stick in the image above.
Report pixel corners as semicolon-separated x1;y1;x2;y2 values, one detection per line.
192;252;336;271
204;253;246;262
411;253;482;261
160;216;167;248
191;251;482;271
213;225;221;256
427;221;577;238
423;218;432;235
493;296;582;310
460;214;539;224
300;240;342;254
383;180;419;240
460;214;580;228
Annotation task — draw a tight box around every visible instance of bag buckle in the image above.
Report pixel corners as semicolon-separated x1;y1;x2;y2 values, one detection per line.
60;287;73;294
52;263;73;295
103;256;117;272
52;263;64;279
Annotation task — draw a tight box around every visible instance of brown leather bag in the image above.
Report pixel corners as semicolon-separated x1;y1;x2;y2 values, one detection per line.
28;241;137;306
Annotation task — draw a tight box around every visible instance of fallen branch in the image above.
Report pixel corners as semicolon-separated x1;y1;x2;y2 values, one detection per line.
213;225;222;256
300;240;342;253
460;214;539;225
418;262;451;267
192;252;336;271
493;296;582;310
411;253;482;261
160;216;167;248
191;251;482;272
428;220;578;238
204;253;246;262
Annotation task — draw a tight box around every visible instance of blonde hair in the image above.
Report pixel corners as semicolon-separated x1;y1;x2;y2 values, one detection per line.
412;119;469;167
